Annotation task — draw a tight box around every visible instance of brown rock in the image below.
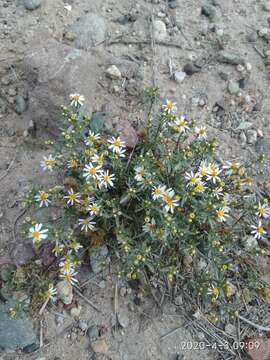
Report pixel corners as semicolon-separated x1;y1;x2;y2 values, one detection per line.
91;339;109;354
115;119;138;149
23;35;99;133
39;241;56;267
256;256;270;284
245;338;270;360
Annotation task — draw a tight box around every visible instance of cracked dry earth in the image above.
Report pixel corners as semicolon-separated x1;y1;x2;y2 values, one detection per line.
1;0;270;359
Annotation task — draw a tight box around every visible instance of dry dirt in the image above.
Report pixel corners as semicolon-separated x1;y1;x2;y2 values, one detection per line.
1;0;270;359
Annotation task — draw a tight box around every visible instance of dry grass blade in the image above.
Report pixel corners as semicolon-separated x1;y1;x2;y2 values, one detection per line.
73;287;101;313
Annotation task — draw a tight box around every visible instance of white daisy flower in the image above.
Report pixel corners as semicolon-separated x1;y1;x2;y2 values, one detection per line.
64;188;81;206
216;207;229;223
162;188;179;213
142;218;156;233
116;147;126;158
207;285;219;299
46;284;57;301
91;153;105;166
108;136;126;154
98;170;115;189
70;241;83;253
29;223;48;244
195;126;207;140
52;242;64;257
199;160;209;177
134;166;146;182
251;221;267;240
60;268;79;285
69;93;85;107
223;161;240;176
87;202;100;216
78;217;96;232
83;163;103;181
162;99;177;114
257;202;270;219
35;191;51;207
152;185;166;200
59;258;75;275
212;187;224;199
84;131;101;146
170;116;189;133
40;155;57;172
207;163;222;184
185;171;201;187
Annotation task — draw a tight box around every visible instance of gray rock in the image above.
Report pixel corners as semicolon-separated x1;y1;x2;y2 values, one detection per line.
228;81;240;94
105;65;122;80
183;62;201;75
247;32;258;43
15;96;27;114
89;245;109;273
174;71;186;83
263;1;270;11
239;131;247;145
201;5;216;19
168;0;179;9
0;300;36;349
23;36;99;130
117;310;129;328
24;0;42;10
56;281;73;305
153;20;167;41
78;320;88;332
244;236;258;250
11;242;35;266
0;98;7;115
255;138;270;158
69;14;106;50
217;50;244;65
87;325;99;339
246;129;257;144
235;121;253;131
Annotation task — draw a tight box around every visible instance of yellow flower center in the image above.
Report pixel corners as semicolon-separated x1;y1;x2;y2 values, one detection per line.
103;175;110;183
258;207;266;215
217;210;225;218
45;159;56;166
257;226;264;234
69;159;78;168
163;194;173;206
167;101;173;109
39;192;48;201
69;194;77;201
194;183;204;193
212;287;219;297
89;167;97;175
113;138;122;147
211;168;218;177
231;163;238;171
32;231;40;240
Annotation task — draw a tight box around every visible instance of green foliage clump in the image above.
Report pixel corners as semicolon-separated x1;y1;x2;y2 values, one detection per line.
22;91;270;319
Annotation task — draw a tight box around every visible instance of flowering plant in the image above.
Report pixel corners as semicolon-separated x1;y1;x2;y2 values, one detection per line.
23;91;269;319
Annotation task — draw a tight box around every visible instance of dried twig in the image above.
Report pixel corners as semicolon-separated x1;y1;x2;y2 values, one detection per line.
73;287;101;313
160;326;182;340
39;319;44;348
13;207;28;242
0;152;17;182
237;313;270;332
39;297;49;316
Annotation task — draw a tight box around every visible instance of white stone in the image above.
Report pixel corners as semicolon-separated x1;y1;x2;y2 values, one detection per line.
105;65;122;80
153;20;167;41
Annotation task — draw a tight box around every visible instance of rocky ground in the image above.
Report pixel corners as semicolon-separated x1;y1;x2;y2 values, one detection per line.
1;0;270;359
